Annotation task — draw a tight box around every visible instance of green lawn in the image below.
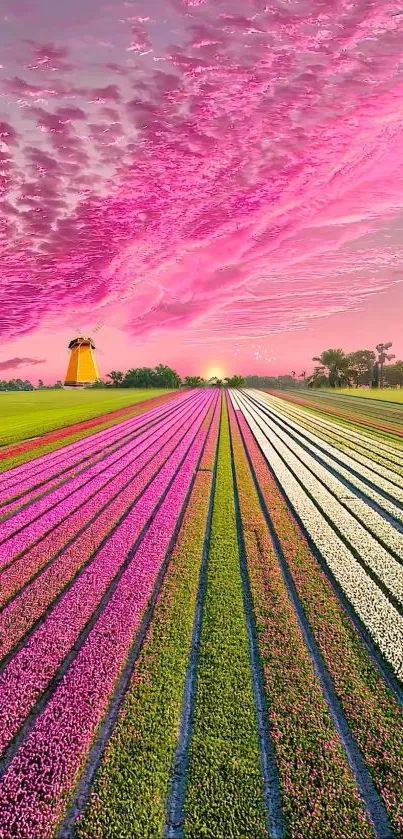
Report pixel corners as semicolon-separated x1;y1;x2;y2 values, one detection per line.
0;389;173;447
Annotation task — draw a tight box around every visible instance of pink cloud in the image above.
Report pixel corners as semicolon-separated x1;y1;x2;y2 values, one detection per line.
0;357;45;371
0;0;403;373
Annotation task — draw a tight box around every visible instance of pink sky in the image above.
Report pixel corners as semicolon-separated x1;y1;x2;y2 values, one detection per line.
1;0;403;382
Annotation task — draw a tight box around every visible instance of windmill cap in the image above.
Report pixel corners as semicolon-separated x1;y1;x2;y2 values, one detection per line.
68;336;96;349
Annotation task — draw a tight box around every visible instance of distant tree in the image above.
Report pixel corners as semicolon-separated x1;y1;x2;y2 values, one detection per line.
183;376;206;387
307;367;329;389
244;375;296;389
122;365;181;388
37;379;44;389
107;370;124;387
384;361;403;387
312;349;350;387
209;377;223;387
0;378;34;391
346;350;375;386
154;364;181;388
224;375;245;388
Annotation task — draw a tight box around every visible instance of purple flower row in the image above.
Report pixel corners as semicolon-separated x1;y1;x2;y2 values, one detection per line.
0;397;210;638
0;405;211;837
0;393;206;570
0;393;213;762
0;390;194;499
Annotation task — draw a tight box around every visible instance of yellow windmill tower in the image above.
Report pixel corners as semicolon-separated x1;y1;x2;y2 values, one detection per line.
64;336;100;387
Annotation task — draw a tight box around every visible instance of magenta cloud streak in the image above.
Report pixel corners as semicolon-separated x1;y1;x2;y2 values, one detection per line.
1;0;403;360
0;357;45;371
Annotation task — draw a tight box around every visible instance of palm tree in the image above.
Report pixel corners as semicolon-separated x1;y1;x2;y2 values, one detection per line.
312;349;350;388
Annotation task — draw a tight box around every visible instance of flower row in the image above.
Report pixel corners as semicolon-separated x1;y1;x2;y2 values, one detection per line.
237;392;403;610
0;400;213;654
0;394;206;572
0;389;197;503
237;403;403;835
249;393;403;553
259;390;403;479
0;401;213;837
232;392;403;681
0;389;181;466
184;396;268;839
271;389;403;441
227;394;373;837
77;397;220;838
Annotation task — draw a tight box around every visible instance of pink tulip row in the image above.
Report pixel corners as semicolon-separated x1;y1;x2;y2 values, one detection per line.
0;392;206;571
0;395;212;649
0;400;174;515
198;394;221;471
0;389;194;500
0;396;213;837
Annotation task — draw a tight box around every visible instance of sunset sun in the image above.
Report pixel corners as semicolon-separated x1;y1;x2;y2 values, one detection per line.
205;365;225;381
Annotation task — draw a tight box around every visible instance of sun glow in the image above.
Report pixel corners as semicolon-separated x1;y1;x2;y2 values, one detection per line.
205;365;225;381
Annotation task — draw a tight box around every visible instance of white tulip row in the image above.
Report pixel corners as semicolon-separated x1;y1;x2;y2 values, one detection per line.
236;392;403;603
230;389;403;680
250;389;403;496
245;391;403;539
253;390;403;483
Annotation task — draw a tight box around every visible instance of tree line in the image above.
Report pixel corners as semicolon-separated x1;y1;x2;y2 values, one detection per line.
0;367;246;391
307;349;403;389
104;367;245;388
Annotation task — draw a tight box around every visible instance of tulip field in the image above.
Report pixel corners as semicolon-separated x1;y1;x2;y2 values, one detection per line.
1;388;403;838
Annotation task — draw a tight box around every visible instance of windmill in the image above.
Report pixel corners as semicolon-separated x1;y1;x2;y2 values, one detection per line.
64;320;104;388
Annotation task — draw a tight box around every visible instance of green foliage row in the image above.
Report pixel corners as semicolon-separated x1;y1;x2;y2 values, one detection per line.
77;421;219;838
184;398;267;838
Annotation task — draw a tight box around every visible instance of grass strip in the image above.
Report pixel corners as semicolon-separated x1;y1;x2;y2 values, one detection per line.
183;396;267;839
75;400;220;838
239;411;403;835
228;398;373;838
0;391;179;473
